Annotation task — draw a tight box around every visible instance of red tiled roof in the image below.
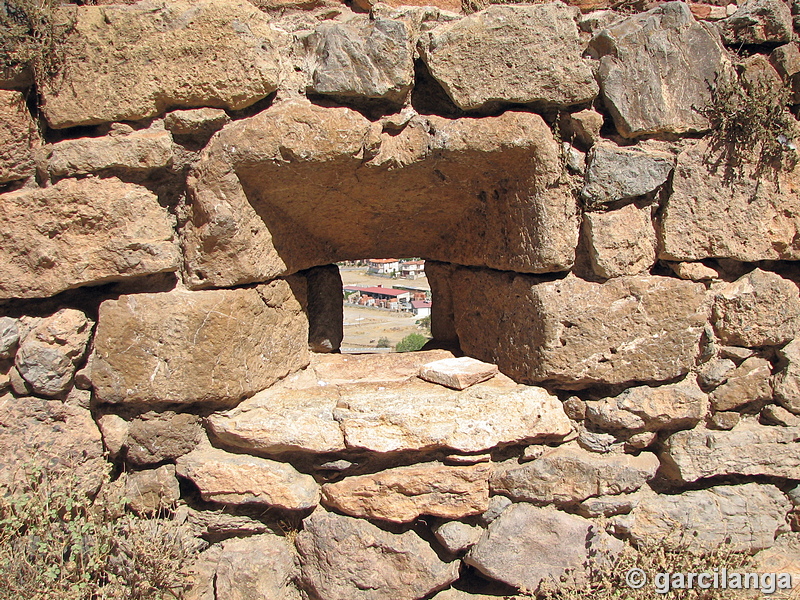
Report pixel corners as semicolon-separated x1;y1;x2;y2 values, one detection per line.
344;286;409;297
411;301;432;308
368;258;399;263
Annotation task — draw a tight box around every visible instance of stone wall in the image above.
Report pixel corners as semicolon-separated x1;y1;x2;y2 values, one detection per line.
1;0;800;598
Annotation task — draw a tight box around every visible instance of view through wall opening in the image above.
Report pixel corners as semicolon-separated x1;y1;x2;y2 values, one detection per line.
339;259;432;354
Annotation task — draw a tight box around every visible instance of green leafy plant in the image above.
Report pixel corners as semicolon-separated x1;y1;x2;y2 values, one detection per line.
395;332;428;353
0;463;194;600
376;336;391;348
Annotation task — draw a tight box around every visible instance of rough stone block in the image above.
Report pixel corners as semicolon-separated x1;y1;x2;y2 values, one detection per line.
418;356;498;390
0;90;38;183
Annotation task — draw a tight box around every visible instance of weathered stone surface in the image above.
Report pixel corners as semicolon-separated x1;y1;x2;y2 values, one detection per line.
762;404;800;426
720;0;795;44
586;377;709;433
183;506;270;540
668;261;722;281
450;269;707;389
418;356;498;390
176;445;319;509
309;349;454;385
491;444;659;505
590;2;730;137
708;411;741;430
296;509;459;600
466;504;614;592
581;142;675;207
584;203;657;278
0;317;19;360
617;483;790;553
305;17;414;104
8;366;31;396
697;357;736;390
771;43;800;103
210;370;571;455
0;393;108;496
561;108;604;148
775;338;800;413
419;4;597;111
40;0;284;128
183;99;578;288
710;356;772;411
164;108;230;136
89;282;309;407
15;309;93;398
713;270;800;347
44;127;173;178
124;465;181;515
748;533;800;599
577;429;619;453
188;534;300;600
304;264;343;353
0;177;180;299
321;462;490;523
434;521;483;554
0;90;38;183
126;412;204;465
97;414;129;459
578;492;641;518
660;141;800;262
661;420;800;481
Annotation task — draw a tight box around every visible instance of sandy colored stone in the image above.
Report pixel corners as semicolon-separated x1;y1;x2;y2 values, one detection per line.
309;349;455;385
419;3;598;111
466;504;619;593
617;483;790;553
708;411;741;430
418;356;498;390
176;445;319;509
762;404;800;426
126;412;204;465
305;17;414;104
668;261;723;281
183;99;577;288
584;203;657;278
710;356;772;411
0;177;180;299
89;282;309;407
45;127;173;178
434;521;483;554
296;509;459;600
578;492;641;518
97;414;129;460
450;269;707;389
210;369;571;455
322;462;490;523
771;43;800;103
561;108;604;147
660;141;800;262
15;309;93;398
491;444;659;505
590;2;730;137
775;338;800;414
164;108;230;136
586;377;709;433
0;317;19;360
124;465;181;515
581;141;675;207
713;269;800;347
40;0;284;128
720;0;795;44
748;533;800;599
0;393;108;496
0;90;38;183
187;534;300;600
661;420;800;482
698;358;737;390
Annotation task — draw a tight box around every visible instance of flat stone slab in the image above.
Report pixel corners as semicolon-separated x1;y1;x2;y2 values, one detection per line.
418;356;499;390
208;355;571;455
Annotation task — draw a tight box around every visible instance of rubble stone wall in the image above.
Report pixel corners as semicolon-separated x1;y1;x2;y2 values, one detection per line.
2;0;800;598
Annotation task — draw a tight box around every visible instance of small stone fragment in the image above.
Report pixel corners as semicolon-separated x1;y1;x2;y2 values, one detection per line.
762;404;800;426
0;318;19;360
584;203;657;279
0;90;38;183
561;109;604;147
8;367;31;397
479;495;512;525
577;429;618;453
710;356;772;411
97;414;129;460
697;358;737;391
418;356;499;390
164;108;231;136
563;396;586;421
124;465;181;515
708;411;741;430
625;431;657;451
668;261;723;281
578;492;641;518
434;521;483;554
774;338;800;414
126;412;204;465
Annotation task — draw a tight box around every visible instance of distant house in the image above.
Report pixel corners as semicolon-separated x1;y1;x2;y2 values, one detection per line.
367;259;400;275
343;285;411;309
411;300;432;317
400;260;425;279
